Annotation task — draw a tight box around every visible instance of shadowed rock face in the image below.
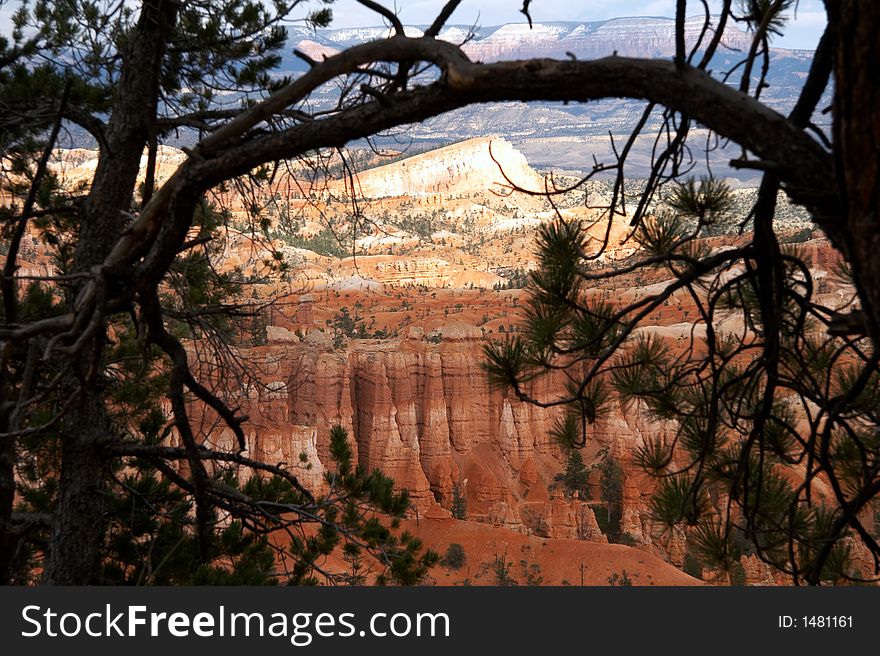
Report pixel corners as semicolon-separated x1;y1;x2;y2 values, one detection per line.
247;334;564;514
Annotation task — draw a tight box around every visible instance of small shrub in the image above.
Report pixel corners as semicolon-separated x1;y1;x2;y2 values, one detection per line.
442;543;466;570
493;553;517;586
607;569;633;586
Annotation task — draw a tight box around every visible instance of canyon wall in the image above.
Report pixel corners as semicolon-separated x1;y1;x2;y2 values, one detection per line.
215;326;681;556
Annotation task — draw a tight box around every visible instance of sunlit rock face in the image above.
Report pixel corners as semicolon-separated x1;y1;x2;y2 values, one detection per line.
328;137;545;200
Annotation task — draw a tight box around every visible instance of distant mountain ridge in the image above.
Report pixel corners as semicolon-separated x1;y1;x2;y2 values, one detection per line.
57;17;818;183
285;16;812;65
279;17;819;181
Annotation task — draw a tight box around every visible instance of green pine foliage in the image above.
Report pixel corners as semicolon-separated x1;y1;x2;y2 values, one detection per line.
492;553;517;586
3;190;435;585
313;425;439;586
555;450;591;499
0;19;446;583
596;456;624;543
483;168;874;583
738;0;796;36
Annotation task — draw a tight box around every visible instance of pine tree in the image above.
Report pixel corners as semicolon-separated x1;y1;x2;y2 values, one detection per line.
596;456;624;543
0;1;437;584
450;483;467;520
555;450;591;499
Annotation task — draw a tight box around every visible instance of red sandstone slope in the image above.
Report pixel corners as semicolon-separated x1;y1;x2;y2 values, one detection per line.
406;518;701;586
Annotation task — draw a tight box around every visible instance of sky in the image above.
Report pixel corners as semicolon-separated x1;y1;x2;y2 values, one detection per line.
324;0;827;49
0;1;828;50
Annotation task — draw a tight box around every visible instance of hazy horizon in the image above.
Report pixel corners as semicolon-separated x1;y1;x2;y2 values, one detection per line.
324;0;826;50
0;1;828;51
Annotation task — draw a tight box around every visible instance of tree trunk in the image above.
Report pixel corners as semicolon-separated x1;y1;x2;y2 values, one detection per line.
41;391;112;584
830;1;880;340
0;403;14;583
42;0;179;585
